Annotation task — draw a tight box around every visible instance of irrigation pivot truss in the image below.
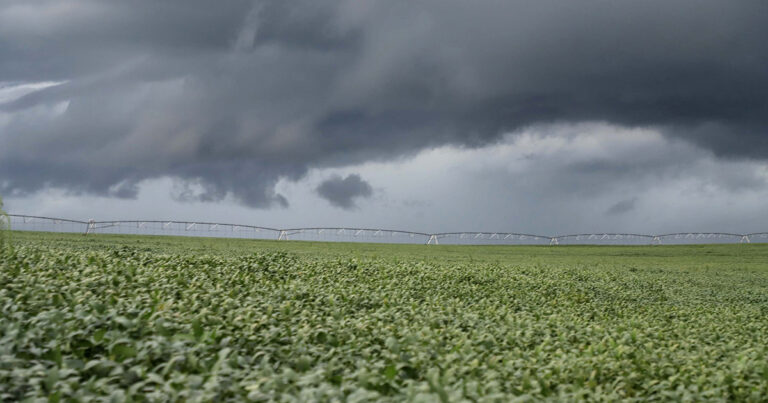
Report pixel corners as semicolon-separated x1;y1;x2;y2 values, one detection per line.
6;214;768;245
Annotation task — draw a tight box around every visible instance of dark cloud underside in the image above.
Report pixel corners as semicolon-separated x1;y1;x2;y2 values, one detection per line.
316;174;372;209
1;0;767;207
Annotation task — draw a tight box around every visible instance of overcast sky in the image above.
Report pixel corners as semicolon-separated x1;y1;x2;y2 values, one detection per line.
2;0;767;235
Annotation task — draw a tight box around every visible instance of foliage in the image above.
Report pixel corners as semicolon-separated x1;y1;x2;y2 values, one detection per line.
1;234;768;401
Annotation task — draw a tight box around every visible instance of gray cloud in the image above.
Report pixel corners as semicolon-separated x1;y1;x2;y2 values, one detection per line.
316;174;372;209
1;0;767;207
606;198;638;216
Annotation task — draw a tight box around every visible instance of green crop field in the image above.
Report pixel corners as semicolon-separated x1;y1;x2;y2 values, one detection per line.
2;231;768;401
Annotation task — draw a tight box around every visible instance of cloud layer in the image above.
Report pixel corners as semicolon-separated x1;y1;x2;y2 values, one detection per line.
1;0;767;209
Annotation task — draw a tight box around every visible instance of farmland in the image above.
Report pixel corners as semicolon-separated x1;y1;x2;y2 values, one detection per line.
2;232;768;401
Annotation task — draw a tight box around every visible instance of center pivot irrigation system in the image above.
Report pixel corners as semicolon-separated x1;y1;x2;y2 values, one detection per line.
6;214;768;245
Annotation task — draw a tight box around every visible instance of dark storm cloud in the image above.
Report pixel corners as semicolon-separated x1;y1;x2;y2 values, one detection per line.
316;174;373;210
1;0;767;207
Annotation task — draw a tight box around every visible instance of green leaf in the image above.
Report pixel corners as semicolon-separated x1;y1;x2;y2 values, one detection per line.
192;318;204;340
384;365;397;380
